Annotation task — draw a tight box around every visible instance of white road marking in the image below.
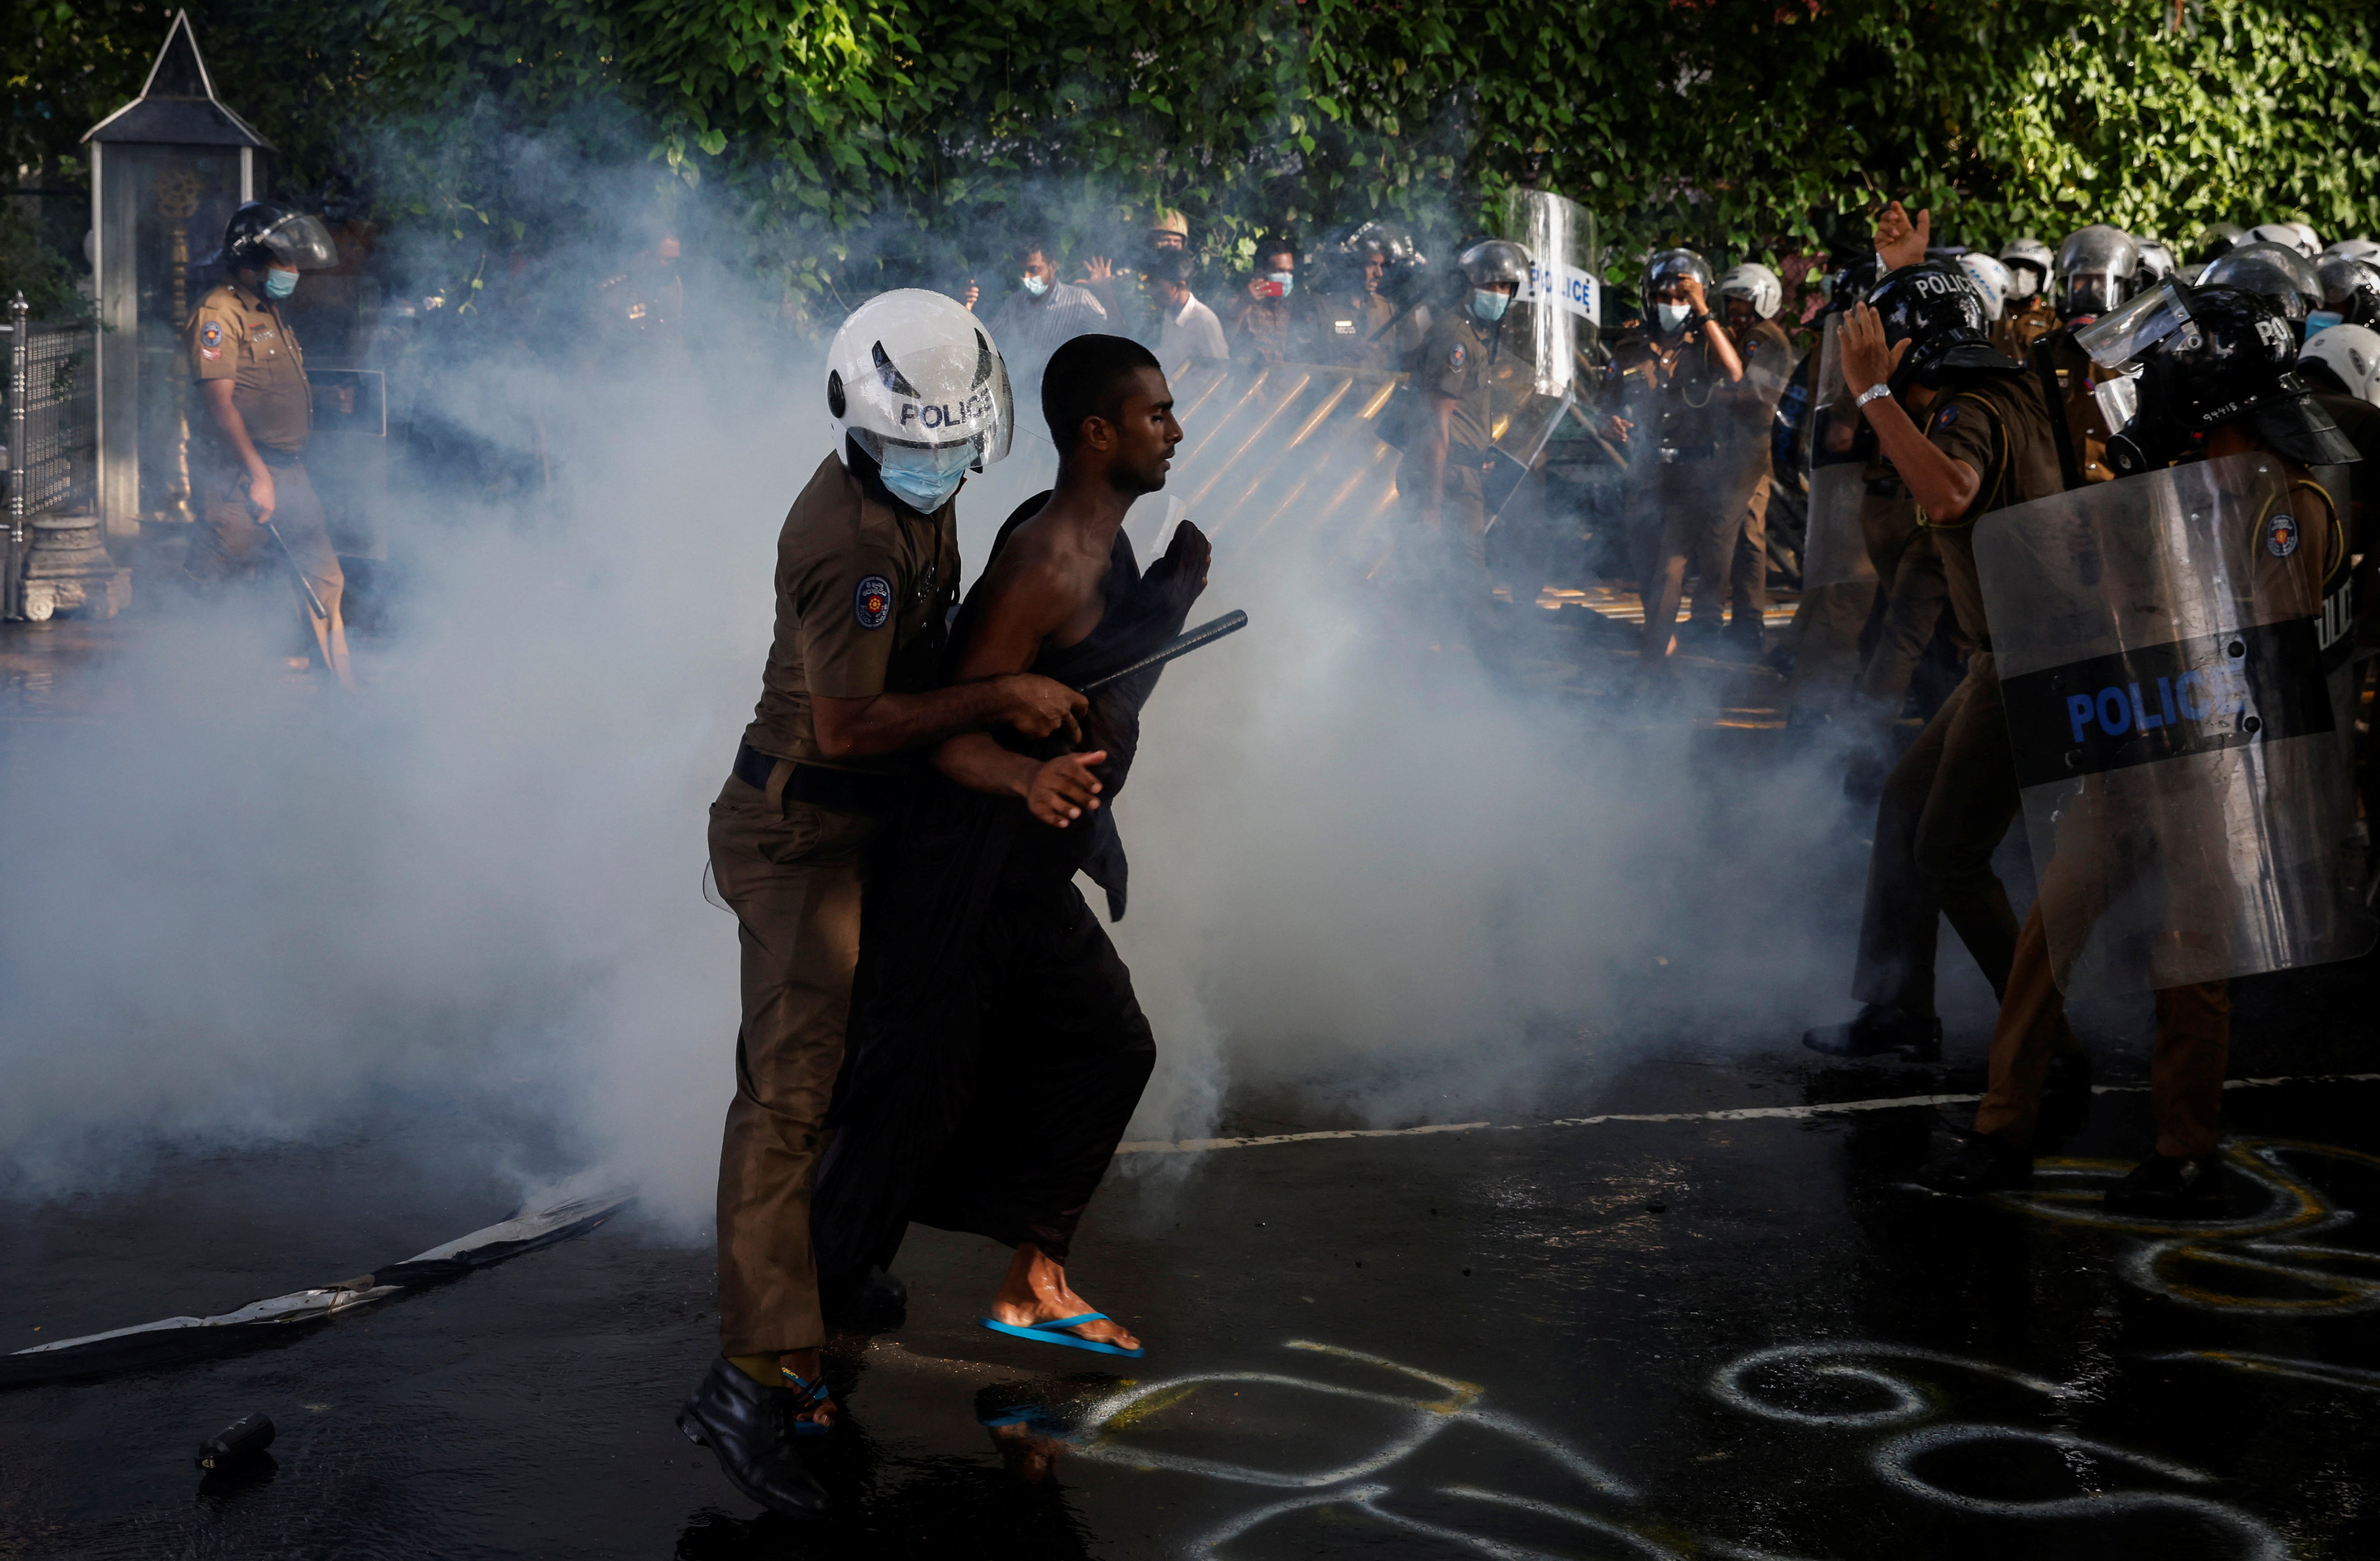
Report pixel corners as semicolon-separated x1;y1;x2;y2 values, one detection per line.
1115;1072;2380;1156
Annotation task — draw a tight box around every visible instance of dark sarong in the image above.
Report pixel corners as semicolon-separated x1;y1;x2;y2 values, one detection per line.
812;494;1202;1280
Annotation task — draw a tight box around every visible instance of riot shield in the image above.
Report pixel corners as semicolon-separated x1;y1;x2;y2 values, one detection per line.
1800;316;1876;589
1485;190;1597;520
1975;453;2375;996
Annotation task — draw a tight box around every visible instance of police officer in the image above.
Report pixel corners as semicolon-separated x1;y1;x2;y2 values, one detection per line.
1402;239;1531;616
1928;287;2361;1207
2200;241;2323;341
1310;224;1404;370
1804;246;2067;1061
1621;247;1748;665
1714;263;1795;654
1995;237;2059;359
2313;253;2380;330
2032;224;2141;485
185;201;349;682
678;291;1088;1518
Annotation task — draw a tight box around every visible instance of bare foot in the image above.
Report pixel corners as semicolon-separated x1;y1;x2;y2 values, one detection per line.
776;1345;837;1429
986;1244;1141;1352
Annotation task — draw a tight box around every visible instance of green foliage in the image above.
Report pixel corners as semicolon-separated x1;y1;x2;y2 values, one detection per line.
0;198;92;321
8;0;2379;323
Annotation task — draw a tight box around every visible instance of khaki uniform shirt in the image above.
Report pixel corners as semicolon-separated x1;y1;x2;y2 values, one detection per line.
1417;308;1499;454
1915;372;2069;647
1723;318;1796;445
185;280;311;454
2039;330;2115;483
742;455;962;777
1990;298;2059;362
1309;290;1398;370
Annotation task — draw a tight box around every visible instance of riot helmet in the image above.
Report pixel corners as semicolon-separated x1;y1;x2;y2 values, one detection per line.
1999;237;2053;301
1639;248;1713;337
1864;260;2013;393
2285;221;2324;257
2300;322;2380;406
1716;262;1783;321
222;201;338;273
1826;251;1885;314
1956;252;2013;321
2192;223;2248;266
2135;239;2177;286
2324;237;2380;263
2054;224;2140;321
827;289;1014;510
1458;238;1530;326
2105;285;2358;475
2313;254;2380;329
1328;220;1410;293
2198;241;2322;324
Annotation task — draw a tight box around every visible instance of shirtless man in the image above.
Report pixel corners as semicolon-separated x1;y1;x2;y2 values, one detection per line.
812;333;1209;1360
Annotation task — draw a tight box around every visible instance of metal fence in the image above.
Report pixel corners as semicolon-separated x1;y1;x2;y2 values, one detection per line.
3;292;100;620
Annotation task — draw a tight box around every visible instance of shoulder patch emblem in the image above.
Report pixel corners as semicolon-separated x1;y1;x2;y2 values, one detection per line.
1935;402;1959;427
854;574;893;629
199;321;224;349
1448;341;1467;371
2266;512;2299;558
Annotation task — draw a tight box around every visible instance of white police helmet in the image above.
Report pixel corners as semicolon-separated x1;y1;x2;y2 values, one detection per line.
1999;236;2053;300
826;289;1014;470
2135;239;2177;285
1956;252;2012;320
2325;237;2380;263
2301;322;2380;407
1715;262;1783;320
2248;221;2319;260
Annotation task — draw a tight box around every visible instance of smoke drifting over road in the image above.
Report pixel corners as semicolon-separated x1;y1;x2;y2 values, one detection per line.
0;144;1881;1230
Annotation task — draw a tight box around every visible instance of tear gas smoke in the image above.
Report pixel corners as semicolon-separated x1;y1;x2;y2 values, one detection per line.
0;136;1907;1230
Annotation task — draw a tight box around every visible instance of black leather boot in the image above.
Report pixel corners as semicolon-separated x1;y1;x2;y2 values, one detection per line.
677;1356;829;1518
1915;1131;2034;1195
1803;1004;1944;1062
2103;1152;2225;1217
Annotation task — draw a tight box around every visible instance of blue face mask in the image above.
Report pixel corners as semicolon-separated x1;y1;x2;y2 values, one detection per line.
877;440;978;513
2306;310;2345;337
1021;275;1050;299
1470;288;1511;323
263;268;298;300
1268;271;1296;298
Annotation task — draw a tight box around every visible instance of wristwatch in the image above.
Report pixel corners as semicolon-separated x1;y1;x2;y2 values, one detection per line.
1855;383;1893;408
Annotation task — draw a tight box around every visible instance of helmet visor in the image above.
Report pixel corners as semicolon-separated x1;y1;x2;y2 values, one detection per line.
2074;281;2195;372
261;213;340;271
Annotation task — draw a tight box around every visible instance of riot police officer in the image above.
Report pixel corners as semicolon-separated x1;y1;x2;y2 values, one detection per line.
184;200;349;682
2200;241;2323;341
1995;237;2059;359
1804;255;2067;1061
2031;224;2142;484
1929;286;2363;1208
1403;239;1531;616
680;291;1087;1517
1620;247;1748;666
1309;223;1406;371
1713;262;1795;652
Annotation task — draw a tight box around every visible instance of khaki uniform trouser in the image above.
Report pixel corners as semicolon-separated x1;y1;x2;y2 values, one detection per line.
709;771;884;1356
193;459;350;676
1728;471;1772;632
1852;657;2035;1020
1974;785;2231;1156
1855;526;1952;713
1640;444;1768;660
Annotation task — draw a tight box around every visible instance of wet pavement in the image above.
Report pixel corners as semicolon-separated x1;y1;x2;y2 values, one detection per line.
4;1018;2378;1560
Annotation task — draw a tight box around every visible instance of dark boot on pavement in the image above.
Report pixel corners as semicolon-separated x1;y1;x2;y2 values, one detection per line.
677;1355;829;1519
1916;1131;2034;1195
2103;1151;2226;1217
1803;1004;1944;1062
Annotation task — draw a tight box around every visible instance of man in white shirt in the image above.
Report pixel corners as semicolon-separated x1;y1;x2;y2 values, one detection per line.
1146;251;1227;361
989;237;1110;394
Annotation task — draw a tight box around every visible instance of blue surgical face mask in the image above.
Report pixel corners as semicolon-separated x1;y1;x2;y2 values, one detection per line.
1020;275;1050;298
1470;288;1511;323
263;267;298;300
877;440;978;513
1655;300;1692;333
1268;271;1296;298
2306;309;2344;337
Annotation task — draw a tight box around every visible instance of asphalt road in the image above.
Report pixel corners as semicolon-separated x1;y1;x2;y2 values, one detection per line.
4;1021;2376;1561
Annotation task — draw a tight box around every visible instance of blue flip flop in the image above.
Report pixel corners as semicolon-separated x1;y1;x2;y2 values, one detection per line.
978;1312;1146;1359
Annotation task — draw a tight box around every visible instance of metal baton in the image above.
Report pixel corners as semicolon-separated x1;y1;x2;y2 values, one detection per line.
262;519;330;621
1078;610;1248;693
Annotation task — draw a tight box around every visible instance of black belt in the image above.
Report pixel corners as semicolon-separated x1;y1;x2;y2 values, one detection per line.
733;741;908;815
1865;478;1903;498
257;446;304;470
1445;443;1497;471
